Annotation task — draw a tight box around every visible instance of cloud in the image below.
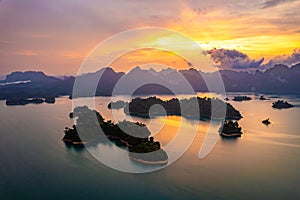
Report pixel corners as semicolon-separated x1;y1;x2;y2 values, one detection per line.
0;0;183;75
260;48;300;70
0;0;299;75
204;48;264;70
15;50;39;56
260;0;296;9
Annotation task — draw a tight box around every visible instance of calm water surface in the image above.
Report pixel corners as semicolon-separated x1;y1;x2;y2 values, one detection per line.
1;93;300;199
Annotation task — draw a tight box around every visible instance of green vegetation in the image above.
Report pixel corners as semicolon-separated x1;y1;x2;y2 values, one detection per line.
64;125;82;143
6;97;55;106
64;106;168;164
124;96;242;120
272;100;293;109
219;120;243;138
45;97;55;104
232;96;252;101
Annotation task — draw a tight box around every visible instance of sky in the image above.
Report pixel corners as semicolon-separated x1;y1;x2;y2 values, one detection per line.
0;0;300;76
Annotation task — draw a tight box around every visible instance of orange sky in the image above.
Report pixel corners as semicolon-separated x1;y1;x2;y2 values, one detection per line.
0;0;299;76
110;49;193;72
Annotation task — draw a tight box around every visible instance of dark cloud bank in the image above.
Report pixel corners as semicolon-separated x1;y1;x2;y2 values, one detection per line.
260;0;296;9
204;48;300;71
204;48;264;70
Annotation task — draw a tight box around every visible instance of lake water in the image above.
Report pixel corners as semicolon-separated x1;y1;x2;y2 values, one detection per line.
1;93;300;199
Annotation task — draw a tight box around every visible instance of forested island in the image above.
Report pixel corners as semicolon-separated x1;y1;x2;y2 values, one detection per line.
63;106;168;165
232;96;252;101
124;96;242;120
219;120;243;138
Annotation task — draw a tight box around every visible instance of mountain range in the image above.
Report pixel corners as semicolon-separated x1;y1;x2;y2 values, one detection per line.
0;63;299;100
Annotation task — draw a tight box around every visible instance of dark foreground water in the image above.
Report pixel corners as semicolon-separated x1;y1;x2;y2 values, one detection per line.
1;93;300;199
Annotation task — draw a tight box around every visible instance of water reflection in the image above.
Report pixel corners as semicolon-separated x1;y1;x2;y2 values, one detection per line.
220;136;239;143
64;142;85;152
1;94;300;198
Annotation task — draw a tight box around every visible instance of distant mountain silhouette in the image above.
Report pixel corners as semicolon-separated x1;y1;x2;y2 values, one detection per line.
47;76;75;96
1;71;60;83
179;68;208;91
0;63;299;100
0;71;63;99
112;66;194;95
72;67;125;97
217;63;300;93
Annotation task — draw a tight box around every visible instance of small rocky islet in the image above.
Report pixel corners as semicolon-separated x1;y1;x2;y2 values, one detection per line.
262;118;271;125
272;100;294;109
63;106;168;165
259;95;269;100
232;96;252;102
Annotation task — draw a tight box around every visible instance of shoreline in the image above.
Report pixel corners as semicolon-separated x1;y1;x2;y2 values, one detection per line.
63;136;169;165
220;132;242;137
129;156;169;165
62;138;89;145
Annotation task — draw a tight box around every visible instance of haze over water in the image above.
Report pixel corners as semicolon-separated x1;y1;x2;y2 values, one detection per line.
1;93;299;199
